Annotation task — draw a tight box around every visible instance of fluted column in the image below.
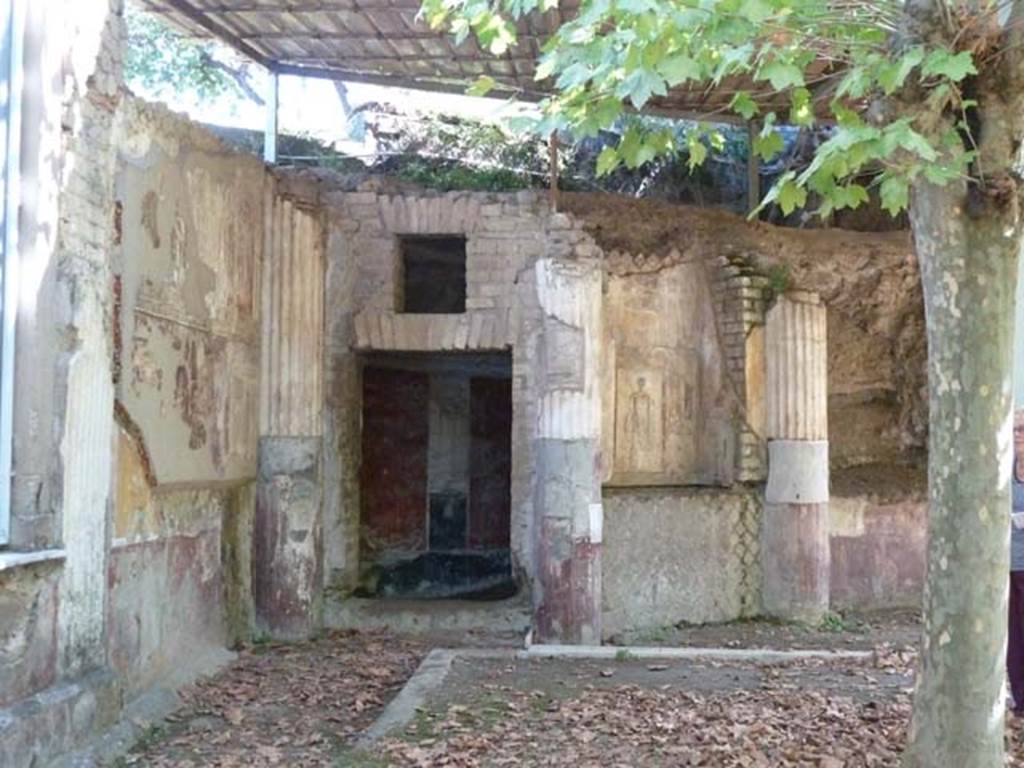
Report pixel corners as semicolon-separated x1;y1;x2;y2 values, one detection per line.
761;291;830;622
254;196;325;639
533;258;603;644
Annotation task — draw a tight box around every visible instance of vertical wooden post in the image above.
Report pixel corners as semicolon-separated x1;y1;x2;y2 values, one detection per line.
747;120;761;215
548;131;559;212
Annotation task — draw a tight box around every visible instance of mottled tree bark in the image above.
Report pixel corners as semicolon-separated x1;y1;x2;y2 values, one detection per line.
900;2;1024;760
904;176;1019;766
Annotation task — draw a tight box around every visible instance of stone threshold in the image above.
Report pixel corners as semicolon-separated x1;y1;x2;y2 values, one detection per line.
523;644;873;662
325;595;531;635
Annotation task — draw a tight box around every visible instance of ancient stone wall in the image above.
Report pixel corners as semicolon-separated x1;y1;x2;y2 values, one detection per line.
2;2;127;763
602;487;761;637
0;4;268;761
107;96;265;691
562;193;926;465
317;182;582;607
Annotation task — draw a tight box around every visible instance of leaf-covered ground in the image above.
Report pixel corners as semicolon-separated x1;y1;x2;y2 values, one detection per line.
114;630;430;767
376;648;917;767
113;620;1024;767
376;645;1024;767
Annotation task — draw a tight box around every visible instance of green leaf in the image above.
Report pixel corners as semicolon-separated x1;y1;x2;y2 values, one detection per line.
835;65;872;100
777;177;807;215
758;59;804;91
922;49;977;82
922;164;961;185
686;133;708;169
596;146;621;176
879;174;910;215
535;55;558;81
877;46;924;94
789;87;813;127
831;183;869;210
659;54;701;87
616;67;667;109
739;0;774;23
753;128;785;161
883;121;938;161
467;74;497;97
555;62;593;89
730;91;759;120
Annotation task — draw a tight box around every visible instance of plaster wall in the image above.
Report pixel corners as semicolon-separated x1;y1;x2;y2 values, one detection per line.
107;97;266;691
115;98;264;484
2;2;127;763
601;487;762;638
602;483;925;637
0;6;267;760
829;469;928;610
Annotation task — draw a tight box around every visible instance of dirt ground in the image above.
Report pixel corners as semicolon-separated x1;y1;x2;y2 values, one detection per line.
112;617;1024;767
112;631;430;767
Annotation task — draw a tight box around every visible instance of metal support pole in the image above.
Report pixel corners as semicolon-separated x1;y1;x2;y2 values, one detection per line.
264;71;278;165
0;0;24;544
548;131;559;212
747;120;761;216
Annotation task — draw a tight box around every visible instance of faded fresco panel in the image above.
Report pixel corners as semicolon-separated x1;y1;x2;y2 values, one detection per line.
116;142;264;484
603;260;730;486
614;368;664;475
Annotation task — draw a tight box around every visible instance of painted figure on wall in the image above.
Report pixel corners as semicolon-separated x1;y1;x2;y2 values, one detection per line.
624;376;654;468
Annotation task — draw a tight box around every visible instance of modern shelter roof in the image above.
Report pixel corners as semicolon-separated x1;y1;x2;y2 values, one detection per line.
139;0;831;120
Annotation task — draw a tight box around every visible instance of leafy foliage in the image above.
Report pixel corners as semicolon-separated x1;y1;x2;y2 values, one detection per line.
422;0;985;216
354;108;756;205
124;3;262;104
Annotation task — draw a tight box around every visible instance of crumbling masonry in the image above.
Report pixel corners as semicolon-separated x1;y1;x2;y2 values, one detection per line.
0;3;928;764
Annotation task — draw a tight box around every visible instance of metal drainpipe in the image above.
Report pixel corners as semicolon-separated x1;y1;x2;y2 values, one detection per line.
0;0;24;546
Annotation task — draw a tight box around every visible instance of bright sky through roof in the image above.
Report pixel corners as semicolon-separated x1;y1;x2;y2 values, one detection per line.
133;44;535;157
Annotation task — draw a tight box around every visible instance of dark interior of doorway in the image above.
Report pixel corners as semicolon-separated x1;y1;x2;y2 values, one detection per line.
357;351;515;600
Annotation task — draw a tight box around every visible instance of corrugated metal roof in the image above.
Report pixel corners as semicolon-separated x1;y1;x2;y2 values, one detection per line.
139;0;831;120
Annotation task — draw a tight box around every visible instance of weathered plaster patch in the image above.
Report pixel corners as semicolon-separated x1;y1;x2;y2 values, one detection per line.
829;497;868;538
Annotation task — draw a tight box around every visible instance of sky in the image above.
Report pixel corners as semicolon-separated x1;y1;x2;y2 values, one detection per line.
132;18;536;161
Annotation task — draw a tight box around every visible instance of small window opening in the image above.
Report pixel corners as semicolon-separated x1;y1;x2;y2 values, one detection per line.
400;236;466;314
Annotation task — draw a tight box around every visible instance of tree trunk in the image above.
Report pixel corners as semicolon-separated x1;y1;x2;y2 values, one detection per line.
904;175;1020;765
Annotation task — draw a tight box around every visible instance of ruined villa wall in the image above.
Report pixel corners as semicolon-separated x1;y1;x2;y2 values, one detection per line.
563;194;927;632
317;181;576;609
108;97;265;695
1;3;126;762
309;179;927;635
0;2;267;760
309;178;761;633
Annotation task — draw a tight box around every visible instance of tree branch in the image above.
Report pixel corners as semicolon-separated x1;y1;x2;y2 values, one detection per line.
198;51;265;106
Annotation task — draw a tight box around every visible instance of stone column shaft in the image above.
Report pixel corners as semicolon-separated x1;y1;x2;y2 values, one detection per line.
533;258;603;645
255;196;325;639
762;292;829;622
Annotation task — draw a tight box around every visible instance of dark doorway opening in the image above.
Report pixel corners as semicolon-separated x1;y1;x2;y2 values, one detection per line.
357;352;514;599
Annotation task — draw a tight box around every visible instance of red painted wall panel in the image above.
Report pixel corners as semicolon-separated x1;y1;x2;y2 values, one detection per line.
361;367;430;553
469;377;512;549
